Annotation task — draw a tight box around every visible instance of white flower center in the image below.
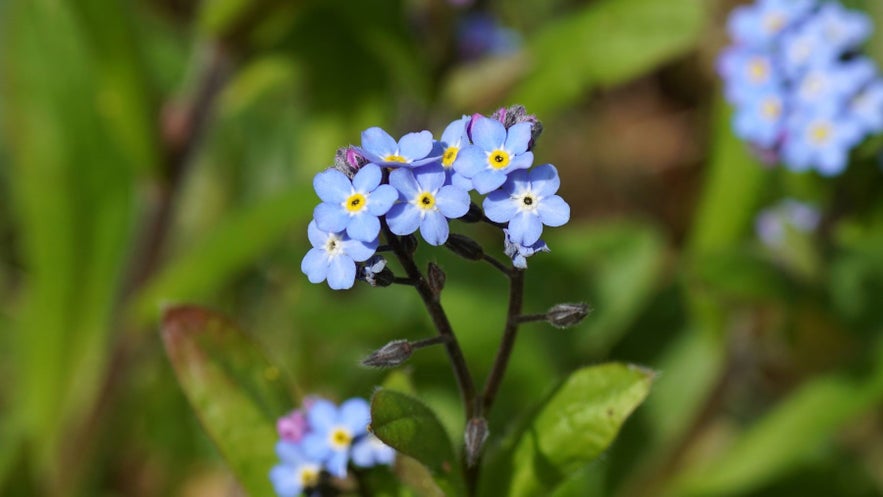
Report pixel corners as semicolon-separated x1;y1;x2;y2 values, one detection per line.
324;234;345;257
514;190;540;213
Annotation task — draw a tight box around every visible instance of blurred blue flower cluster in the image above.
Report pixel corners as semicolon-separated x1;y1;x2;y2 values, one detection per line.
719;0;883;175
301;106;571;289
270;397;394;497
755;197;821;248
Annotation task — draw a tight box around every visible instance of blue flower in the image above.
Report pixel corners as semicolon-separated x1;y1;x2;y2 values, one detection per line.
727;0;815;49
359;127;437;167
436;116;474;191
351;434;396;468
387;164;470;245
454;115;534;194
755;198;820;248
733;88;785;148
781;105;863;175
849;80;883;135
812;1;872;53
300;398;370;478
778;21;834;78
301;221;378;290
312;164;398;242
503;229;550;269
719;48;781;104
482;164;570;246
457;13;521;61
270;441;322;497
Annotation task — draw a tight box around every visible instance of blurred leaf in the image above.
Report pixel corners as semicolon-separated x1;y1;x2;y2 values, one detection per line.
2;0;144;483
511;0;707;114
673;340;883;497
133;186;313;325
370;389;465;496
480;363;655;497
161;305;296;496
689;249;792;302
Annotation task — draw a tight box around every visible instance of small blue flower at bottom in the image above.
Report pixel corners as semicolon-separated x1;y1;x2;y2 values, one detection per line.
270;441;322;497
503;229;550;269
300;398;370;478
351;434;396;468
483;164;570;246
301;221;377;290
313;164;398;242
387;164;470;245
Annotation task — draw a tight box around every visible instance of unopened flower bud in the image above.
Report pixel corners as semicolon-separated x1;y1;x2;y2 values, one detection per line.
362;339;413;368
546;302;590;329
445;234;484;261
491;104;543;150
428;262;446;298
464;417;489;467
333;146;368;178
400;234;418;254
459;202;484;223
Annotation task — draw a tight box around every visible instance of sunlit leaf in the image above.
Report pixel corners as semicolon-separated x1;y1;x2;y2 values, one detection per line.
370;389;465;496
161;305;296;496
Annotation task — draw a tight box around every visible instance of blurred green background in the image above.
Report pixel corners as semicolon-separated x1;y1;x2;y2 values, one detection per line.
2;0;883;496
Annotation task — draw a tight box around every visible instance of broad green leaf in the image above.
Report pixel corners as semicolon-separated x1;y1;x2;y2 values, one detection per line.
673;339;883;497
133;186;313;325
370;389;465;496
480;363;655;497
510;0;707;115
161;305;296;496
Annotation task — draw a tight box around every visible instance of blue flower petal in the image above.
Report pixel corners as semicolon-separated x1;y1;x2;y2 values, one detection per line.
419;211;449;246
398;130;434;161
452;145;487;177
343;237;377;262
340;398;370;435
327;255;356;290
450;172;474;192
301;248;328;284
504;122;533;154
350;438;375;468
441;116;469;146
276;441;305;464
352;163;382;192
414;164;446;192
313;169;351;203
390;168;420;199
387;203;421;236
529;164;561;196
361;127;398;157
472;169;506;194
313;203;349;233
483;191;518;222
307;220;327;248
346;215;380;242
270;464;302;497
308;399;339;431
325;450;349;478
367;184;398;216
508;212;543;246
471;116;506;151
435;185;470;219
507;150;533;171
537;195;570;227
300;432;332;461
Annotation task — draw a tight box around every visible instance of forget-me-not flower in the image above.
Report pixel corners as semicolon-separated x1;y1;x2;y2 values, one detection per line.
849;81;883;135
300;398;370;478
301;221;377;290
270;441;322;497
482;164;570;246
436;116;474;191
733;89;786;148
359;127;437;167
813;1;872;53
387;164;470;245
781;104;863;175
351;434;396;468
312;164;398;242
454;115;534;194
727;0;815;48
756;198;821;248
503;229;550;269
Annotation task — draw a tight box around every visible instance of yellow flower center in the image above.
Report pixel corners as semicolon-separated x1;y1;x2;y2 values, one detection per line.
344;192;367;213
761;98;781;120
809;123;831;144
416;192;436;210
442;146;459;168
763;12;785;34
488;149;511;170
748;59;768;83
384;154;408;163
329;427;352;449
299;466;320;488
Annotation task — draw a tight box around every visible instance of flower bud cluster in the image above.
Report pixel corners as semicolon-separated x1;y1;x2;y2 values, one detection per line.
270;397;394;496
719;0;883;175
300;107;571;289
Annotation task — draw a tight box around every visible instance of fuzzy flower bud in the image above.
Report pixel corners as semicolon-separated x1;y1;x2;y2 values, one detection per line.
546;302;590;329
362;339;413;368
400;234;419;254
428;262;446;298
333;146;368;178
459;202;484;223
445;234;484;261
491;104;543;150
464;417;489;467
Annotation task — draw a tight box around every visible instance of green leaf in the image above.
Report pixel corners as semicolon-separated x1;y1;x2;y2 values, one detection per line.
673;340;883;497
370;389;465;496
481;363;655;497
161;305;296;496
510;0;707;115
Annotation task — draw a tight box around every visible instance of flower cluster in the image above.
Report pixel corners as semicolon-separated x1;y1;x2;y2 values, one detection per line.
719;0;883;175
301;105;571;289
755;198;821;248
270;397;395;497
